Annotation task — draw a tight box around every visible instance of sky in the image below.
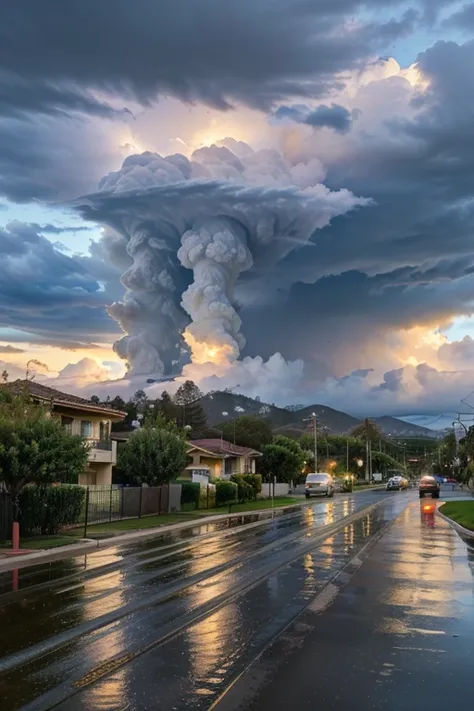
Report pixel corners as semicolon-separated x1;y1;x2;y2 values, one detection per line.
2;1;474;420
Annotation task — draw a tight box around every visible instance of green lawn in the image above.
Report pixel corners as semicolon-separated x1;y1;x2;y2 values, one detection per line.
68;513;198;537
1;535;81;550
1;501;301;550
185;497;299;516
439;501;474;531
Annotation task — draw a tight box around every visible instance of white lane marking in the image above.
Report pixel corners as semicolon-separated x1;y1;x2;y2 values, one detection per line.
307;583;339;613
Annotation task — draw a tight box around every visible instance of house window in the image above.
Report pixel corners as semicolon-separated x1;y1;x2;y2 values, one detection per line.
80;420;93;438
99;421;110;441
61;415;74;435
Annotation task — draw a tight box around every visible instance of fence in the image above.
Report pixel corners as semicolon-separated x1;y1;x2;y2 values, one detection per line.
0;492;13;542
81;484;181;530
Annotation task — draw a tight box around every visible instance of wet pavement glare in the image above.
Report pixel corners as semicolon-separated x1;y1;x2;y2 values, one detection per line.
1;488;471;710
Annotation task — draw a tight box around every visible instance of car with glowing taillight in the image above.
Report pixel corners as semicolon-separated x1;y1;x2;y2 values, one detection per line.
419;475;440;499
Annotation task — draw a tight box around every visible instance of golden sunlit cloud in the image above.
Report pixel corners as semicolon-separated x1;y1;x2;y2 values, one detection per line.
184;331;235;366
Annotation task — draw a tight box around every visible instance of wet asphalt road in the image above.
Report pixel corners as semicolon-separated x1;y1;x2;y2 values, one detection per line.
0;487;471;710
215;486;474;711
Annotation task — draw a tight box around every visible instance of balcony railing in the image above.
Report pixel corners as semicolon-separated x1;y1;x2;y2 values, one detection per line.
87;439;113;451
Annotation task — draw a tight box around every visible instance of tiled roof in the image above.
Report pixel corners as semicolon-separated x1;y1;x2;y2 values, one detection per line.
1;380;126;418
188;438;261;457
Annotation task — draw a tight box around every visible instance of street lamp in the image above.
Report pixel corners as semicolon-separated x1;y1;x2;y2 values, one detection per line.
303;412;318;473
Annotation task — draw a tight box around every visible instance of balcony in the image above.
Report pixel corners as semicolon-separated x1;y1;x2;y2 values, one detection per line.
87;439;117;464
88;439;113;451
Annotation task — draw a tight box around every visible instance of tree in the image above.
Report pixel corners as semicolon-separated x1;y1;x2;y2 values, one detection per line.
110;395;126;411
350;419;382;443
2;370;8;383
0;391;88;501
219;415;273;450
173;381;206;433
90;395;100;404
132;389;148;408
273;435;305;469
142;411;185;437
157;391;180;421
259;444;301;484
117;428;189;486
174;380;203;406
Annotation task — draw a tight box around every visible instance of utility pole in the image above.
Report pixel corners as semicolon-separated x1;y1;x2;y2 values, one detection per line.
303;412;318;472
313;413;318;473
365;418;370;482
346;438;349;472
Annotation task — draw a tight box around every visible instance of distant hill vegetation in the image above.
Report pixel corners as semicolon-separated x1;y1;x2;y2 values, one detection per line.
199;391;438;438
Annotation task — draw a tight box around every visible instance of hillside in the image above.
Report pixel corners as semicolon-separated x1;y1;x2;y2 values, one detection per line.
200;393;360;435
373;416;438;439
199;391;440;439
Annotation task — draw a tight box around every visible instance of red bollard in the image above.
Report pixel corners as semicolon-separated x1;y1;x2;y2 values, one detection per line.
5;521;33;557
12;521;20;551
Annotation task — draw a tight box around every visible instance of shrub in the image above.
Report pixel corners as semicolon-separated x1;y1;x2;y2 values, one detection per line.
214;480;238;506
18;485;85;536
178;480;201;509
231;474;255;502
242;473;262;495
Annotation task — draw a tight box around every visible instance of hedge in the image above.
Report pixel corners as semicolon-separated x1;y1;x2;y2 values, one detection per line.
242;473;262;495
230;474;255;502
214;480;238;506
177;480;201;509
18;485;85;536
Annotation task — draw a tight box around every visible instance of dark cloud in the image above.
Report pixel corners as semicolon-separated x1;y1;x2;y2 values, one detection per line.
445;3;474;28
0;74;132;120
0;221;119;343
272;103;355;133
0;1;423;114
33;223;93;235
0;114;121;202
0;345;25;354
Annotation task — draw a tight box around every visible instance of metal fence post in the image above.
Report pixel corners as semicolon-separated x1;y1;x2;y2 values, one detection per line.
83;487;90;539
139;486;143;518
207;484;210;510
158;486;162;516
120;487;124;519
109;485;113;522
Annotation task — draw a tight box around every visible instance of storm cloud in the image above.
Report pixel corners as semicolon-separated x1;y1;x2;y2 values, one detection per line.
0;1;423;114
2;3;474;415
0;221;118;344
272;103;355;133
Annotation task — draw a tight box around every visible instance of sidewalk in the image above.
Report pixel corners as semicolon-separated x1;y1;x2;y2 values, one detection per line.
0;487;387;572
0;499;307;572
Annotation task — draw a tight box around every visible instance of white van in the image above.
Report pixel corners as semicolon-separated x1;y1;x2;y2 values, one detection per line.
305;472;335;498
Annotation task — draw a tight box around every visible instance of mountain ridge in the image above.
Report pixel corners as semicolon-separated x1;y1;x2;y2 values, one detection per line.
199;391;438;438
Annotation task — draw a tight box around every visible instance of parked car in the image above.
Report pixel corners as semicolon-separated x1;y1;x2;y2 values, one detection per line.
419;475;440;499
305;473;335;498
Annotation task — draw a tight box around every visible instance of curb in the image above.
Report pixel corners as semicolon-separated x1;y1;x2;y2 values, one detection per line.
0;502;309;572
436;506;474;540
0;488;389;573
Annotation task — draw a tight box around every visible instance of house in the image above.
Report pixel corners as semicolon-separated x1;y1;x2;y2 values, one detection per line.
185;439;262;479
2;380;126;486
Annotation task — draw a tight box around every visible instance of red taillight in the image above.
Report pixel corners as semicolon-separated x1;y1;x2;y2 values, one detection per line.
423;504;435;513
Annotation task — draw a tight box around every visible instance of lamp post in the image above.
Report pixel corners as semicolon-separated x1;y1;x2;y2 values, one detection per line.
311;413;318;473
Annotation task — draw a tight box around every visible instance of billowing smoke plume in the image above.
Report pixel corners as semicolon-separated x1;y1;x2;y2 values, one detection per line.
76;139;369;376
